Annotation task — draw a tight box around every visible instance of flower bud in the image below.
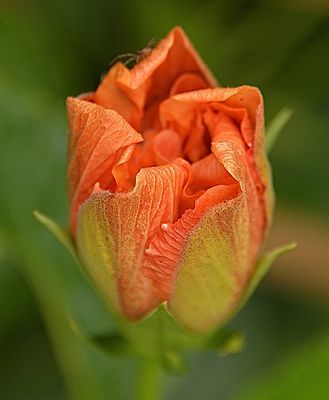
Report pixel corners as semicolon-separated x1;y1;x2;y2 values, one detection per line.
67;27;274;332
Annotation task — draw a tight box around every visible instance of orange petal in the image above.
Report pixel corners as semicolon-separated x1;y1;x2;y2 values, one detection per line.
175;153;236;217
160;86;258;141
91;27;217;130
159;86;274;227
67;97;143;232
117;27;217;107
153;129;183;165
189;154;236;193
183;109;209;162
93;63;140;129
76;163;189;320
169;72;210;96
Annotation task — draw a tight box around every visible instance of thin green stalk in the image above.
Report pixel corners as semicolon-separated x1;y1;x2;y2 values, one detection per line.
136;357;163;400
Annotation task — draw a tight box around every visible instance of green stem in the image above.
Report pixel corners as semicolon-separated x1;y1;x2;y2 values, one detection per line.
136;357;163;400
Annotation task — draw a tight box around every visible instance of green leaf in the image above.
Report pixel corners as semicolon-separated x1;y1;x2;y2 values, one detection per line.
266;107;294;153
243;241;297;305
33;210;79;264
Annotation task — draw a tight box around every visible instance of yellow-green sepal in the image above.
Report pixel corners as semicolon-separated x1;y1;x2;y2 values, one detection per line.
167;195;250;333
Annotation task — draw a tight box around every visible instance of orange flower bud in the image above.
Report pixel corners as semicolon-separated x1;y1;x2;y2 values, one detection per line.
67;27;274;332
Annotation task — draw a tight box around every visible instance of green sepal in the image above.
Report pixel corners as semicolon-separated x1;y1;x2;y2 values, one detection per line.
33;211;198;361
162;350;188;375
33;210;79;264
241;241;297;307
206;329;245;355
217;331;245;356
203;243;296;355
266;107;294;153
33;210;101;306
33;211;295;361
119;306;203;358
68;316;130;356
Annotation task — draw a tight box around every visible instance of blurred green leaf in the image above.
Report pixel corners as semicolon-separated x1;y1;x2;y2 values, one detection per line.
266;107;294;152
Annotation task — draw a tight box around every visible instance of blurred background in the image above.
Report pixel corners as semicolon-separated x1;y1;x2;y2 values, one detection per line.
0;0;328;399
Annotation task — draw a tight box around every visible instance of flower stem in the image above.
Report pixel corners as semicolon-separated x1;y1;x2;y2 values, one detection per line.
136;357;163;400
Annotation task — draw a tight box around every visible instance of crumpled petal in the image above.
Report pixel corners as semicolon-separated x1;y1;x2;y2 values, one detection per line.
159;85;274;226
67;97;143;232
76;163;189;320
